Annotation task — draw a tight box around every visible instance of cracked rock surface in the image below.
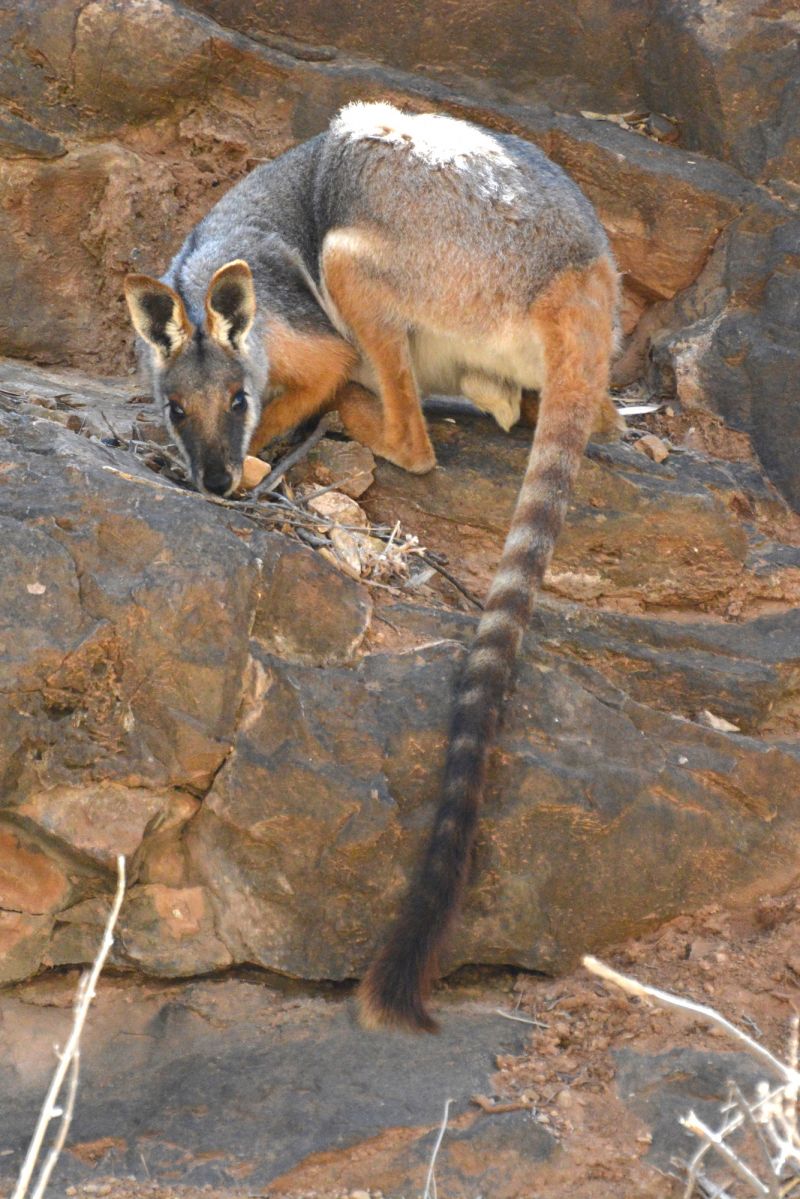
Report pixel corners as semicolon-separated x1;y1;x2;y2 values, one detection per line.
1;360;799;988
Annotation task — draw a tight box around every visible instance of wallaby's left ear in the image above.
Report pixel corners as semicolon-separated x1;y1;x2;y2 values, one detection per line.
205;260;257;349
125;275;193;360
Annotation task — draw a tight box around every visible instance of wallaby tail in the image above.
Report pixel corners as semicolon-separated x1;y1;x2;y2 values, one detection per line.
357;256;618;1032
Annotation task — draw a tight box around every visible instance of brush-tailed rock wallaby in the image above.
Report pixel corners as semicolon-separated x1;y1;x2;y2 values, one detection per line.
125;101;621;1032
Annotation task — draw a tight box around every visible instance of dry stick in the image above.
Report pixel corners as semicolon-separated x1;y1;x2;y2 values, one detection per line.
417;550;484;609
30;1051;81;1199
682;1112;771;1197
12;855;127;1199
728;1081;781;1198
684;1084;789;1197
250;412;335;498
494;1007;549;1029
583;956;795;1086
423;1098;453;1199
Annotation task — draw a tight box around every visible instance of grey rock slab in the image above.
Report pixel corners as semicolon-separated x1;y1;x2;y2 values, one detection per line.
616;1046;767;1177
0;975;536;1194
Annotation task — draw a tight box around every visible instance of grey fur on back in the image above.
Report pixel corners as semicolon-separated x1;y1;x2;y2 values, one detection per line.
162;105;609;333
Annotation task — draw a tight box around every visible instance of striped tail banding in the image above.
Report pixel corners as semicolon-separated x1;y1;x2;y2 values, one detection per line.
357;255;617;1032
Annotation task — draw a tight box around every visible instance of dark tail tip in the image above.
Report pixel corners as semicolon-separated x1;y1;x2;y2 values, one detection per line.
357;950;439;1034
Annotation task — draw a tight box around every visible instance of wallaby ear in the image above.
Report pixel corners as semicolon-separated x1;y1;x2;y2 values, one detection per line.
124;275;192;360
205;260;256;350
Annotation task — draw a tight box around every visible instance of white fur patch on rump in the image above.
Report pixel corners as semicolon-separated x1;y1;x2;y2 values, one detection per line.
332;101;512;169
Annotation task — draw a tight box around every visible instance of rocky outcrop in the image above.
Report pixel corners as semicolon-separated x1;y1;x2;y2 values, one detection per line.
1;361;799;987
0;972;543;1194
0;0;798;505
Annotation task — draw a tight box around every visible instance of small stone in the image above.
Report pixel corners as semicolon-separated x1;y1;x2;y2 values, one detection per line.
634;433;669;463
698;709;741;733
308;490;368;528
238;455;270;492
330;528;364;577
310;440;376;498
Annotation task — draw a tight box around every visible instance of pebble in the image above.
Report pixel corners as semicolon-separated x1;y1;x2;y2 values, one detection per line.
634;433;670;463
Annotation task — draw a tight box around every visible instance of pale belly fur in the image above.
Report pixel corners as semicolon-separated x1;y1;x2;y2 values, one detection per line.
350;324;547;432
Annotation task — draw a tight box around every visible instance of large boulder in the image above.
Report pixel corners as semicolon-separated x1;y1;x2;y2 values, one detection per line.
1;361;799;986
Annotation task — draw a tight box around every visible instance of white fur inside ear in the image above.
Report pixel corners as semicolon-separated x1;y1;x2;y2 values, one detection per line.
125;276;190;359
205;261;256;349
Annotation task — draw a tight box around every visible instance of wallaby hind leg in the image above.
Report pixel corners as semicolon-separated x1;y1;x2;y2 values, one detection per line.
357;256;620;1033
322;229;436;474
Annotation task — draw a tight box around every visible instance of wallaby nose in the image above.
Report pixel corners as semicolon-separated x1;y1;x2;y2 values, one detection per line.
202;466;234;495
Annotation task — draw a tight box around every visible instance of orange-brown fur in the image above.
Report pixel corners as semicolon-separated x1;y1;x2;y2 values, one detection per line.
357;254;618;1032
322;233;436;473
249;320;356;452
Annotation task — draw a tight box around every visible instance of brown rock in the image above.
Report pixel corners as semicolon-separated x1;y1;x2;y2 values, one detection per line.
253;537;372;665
307;439;376;498
634;433;670;463
119;884;232;975
17;785;198;867
0;911;53;984
0;826;71;915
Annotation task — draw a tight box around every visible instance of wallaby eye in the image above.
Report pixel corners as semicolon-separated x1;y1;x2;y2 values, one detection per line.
168;399;186;423
230;389;247;413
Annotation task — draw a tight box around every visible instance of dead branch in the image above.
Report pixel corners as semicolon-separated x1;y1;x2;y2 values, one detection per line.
12;855;126;1199
583;956;793;1085
251;412;335;498
423;1097;452;1199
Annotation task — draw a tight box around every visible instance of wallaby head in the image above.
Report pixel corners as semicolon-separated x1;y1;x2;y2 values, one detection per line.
124;260;267;496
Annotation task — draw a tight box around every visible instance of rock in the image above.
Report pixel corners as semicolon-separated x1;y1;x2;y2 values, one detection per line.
185;610;800;981
118;884;233;975
253;536;372;665
17;785;198;867
0;975;534;1193
0;912;54;985
649;213;800;510
237;454;270;491
306;438;376;497
0;110;65;160
634;433;669;463
0;823;75;915
307;489;368;527
0;389;799;984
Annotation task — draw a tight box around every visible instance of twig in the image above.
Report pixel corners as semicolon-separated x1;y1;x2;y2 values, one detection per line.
494;1007;549;1028
12;856;126;1199
418;551;484;609
251;412;335;497
729;1082;781;1198
471;1093;536;1113
99;411;125;446
29;1051;81;1199
683;1086;787;1199
583;956;795;1085
681;1111;770;1197
423;1098;452;1199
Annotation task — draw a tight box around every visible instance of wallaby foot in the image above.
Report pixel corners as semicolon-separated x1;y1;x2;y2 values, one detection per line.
337;383;437;473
